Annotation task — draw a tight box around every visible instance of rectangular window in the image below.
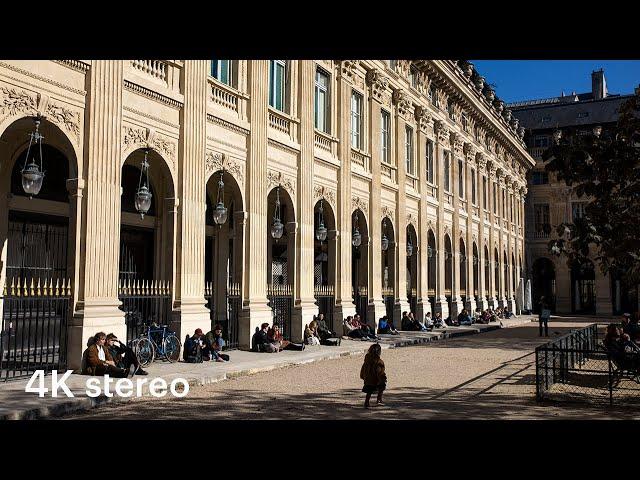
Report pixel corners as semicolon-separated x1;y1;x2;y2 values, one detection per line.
314;68;330;133
211;60;231;85
350;90;363;150
381;109;391;164
405;126;414;175
572;202;587;220
426;140;434;184
269;60;286;112
458;159;464;198
444;151;451;192
483;176;488;209
531;171;549;185
534;204;550;233
471;169;477;205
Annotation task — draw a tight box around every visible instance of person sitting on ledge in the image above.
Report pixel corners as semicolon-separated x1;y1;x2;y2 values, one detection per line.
106;333;148;375
84;332;133;377
353;314;377;339
401;311;411;331
315;313;337;343
205;324;230;362
433;312;444;328
458;309;474;326
268;324;305;351
344;316;367;339
305;323;321;345
408;312;424;331
253;323;280;352
378;316;390;334
423;312;434;329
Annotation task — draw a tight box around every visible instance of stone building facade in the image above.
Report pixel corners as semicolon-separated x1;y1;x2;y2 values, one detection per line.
0;60;532;371
511;69;639;316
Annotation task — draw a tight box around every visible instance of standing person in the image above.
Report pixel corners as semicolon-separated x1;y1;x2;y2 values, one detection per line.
538;296;550;337
360;343;387;409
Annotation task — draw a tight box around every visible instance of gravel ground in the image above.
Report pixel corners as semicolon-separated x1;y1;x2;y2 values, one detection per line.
61;318;639;420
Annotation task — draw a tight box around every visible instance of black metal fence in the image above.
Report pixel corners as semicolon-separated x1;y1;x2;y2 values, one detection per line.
205;282;240;350
267;283;293;341
535;323;640;406
314;284;334;330
1;278;71;381
382;287;395;322
119;279;172;343
354;286;368;325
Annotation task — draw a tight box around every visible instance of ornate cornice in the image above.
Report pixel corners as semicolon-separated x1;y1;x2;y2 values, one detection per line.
381;204;395;224
205;151;245;186
352;195;369;216
207;113;250;135
434;120;450;144
267;169;295;197
0;61;87;96
53;60;90;74
365;69;390;105
339;60;358;82
392;89;412;120
450;132;464;157
124;80;182;109
313;184;337;212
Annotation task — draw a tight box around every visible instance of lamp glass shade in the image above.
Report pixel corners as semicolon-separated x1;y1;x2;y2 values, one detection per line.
352;229;361;247
213;202;228;225
316;222;327;241
21;162;44;197
406;242;413;257
271;219;284;239
381;235;389;251
135;185;153;218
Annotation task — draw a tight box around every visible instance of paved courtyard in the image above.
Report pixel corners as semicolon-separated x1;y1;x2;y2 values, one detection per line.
62;316;636;420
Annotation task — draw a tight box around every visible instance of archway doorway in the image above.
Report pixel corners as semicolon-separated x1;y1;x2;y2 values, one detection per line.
459;238;467;309
571;259;595;314
406;224;418;315
444;234;453;316
313;198;336;327
532;257;556;314
352;209;369;324
427;230;437;315
381;217;395;321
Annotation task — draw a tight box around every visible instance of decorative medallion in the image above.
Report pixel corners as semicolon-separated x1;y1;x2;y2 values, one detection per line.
450;132;464;157
352;195;369;216
151;134;176;165
475;152;487;171
0;86;37;117
205;151;245;186
267;170;295;196
381;204;395;223
463;142;476;162
340;60;358;81
313;184;337;211
434;120;450;144
45;101;80;140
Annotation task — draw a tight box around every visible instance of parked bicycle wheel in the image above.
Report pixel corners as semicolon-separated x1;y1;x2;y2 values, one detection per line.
135;337;155;367
163;334;181;363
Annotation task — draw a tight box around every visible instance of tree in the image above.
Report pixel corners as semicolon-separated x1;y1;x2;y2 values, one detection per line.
542;92;640;284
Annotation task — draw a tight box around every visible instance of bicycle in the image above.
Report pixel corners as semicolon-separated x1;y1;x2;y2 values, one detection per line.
131;323;182;367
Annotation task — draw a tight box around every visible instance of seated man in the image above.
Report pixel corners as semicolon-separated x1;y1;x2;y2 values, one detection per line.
408;312;424;331
433;312;444;328
184;328;205;362
353;314;376;339
423;312;433;329
84;332;132;377
106;333;148;375
378;316;391;334
315;313;336;341
205;325;230;362
401;311;411;331
255;323;280;352
458;309;474;326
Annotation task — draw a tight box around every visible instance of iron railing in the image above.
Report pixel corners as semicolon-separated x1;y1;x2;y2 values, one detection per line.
1;278;71;381
535;323;640;406
267;283;293;341
382;287;395;322
353;286;368;325
407;288;417;315
314;284;335;331
205;282;240;350
118;279;172;343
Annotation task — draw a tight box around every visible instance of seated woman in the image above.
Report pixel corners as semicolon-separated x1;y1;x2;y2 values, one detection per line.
458;309;474;326
268;324;305;351
378;316;391;334
603;324;640;371
304;324;321;346
253;323;280;353
344;316;367;339
432;312;444;328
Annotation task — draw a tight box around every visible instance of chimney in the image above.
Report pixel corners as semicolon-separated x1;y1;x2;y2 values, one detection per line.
592;69;608;100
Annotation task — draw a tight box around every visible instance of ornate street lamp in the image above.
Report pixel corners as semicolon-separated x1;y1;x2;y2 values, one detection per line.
271;186;284;240
315;199;327;242
21;117;45;198
212;169;228;226
406;238;413;257
352;214;362;247
381;221;389;251
135;149;153;219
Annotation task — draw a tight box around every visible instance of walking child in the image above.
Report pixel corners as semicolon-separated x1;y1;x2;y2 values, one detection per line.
360;343;387;409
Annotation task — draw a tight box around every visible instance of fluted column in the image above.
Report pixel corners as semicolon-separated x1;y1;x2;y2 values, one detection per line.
415;111;432;321
476;160;488;311
434;121;449;320
334;61;357;329
68;60;125;369
292;60;318;342
173;60;210;340
450;133;464;318
464;148;476;313
497;175;507;307
239;60;273;348
487;165;497;308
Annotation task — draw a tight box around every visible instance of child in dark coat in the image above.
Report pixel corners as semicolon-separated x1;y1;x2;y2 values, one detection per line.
360;343;387;408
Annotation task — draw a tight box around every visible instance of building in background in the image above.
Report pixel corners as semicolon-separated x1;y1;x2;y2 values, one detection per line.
0;60;531;380
510;69;639;315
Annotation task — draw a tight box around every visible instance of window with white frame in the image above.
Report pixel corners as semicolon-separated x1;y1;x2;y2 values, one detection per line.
381;109;391;164
444;151;451;192
426;140;434;184
211;60;232;86
405;126;414;175
269;60;287;112
471;169;477;205
314;68;330;133
351;90;363;150
458;159;464;198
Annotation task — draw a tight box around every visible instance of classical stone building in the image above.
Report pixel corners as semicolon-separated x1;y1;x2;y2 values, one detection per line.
0;60;532;376
510;69;639;316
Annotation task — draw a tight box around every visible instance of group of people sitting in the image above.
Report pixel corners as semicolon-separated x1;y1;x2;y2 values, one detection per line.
251;322;306;352
83;331;149;377
184;324;230;363
603;313;640;374
304;313;341;346
343;314;379;340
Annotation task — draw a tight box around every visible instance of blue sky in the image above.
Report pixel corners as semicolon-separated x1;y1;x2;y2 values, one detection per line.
471;60;640;104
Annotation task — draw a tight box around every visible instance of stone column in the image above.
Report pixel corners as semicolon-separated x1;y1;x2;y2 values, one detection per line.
292;60;318;343
476;158;488;311
334;61;357;326
555;261;572;314
327;229;341;333
487;164;497;308
173;60;210;340
415;108;432;321
68;60;125;370
239;60;273;348
66;178;85;318
464;145;476;313
497;175;507;308
506;182;517;313
393;90;410;324
434;121;449;320
365;69;388;328
449;133;464;318
214;222;230;323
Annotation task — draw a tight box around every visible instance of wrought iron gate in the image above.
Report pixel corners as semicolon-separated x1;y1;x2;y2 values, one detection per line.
382;287;395;321
1;278;71;381
408;288;417;315
354;286;368;325
314;284;335;330
267;283;293;341
119;279;172;343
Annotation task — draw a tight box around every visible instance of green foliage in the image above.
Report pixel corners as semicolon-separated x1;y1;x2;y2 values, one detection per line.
543;93;640;283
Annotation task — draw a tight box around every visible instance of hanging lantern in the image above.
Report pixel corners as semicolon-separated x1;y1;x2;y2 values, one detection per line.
352;214;362;247
315;199;328;242
212;170;228;226
21;117;45;198
381;233;389;251
135;149;153;219
271;186;284;240
406;238;413;257
427;246;434;258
